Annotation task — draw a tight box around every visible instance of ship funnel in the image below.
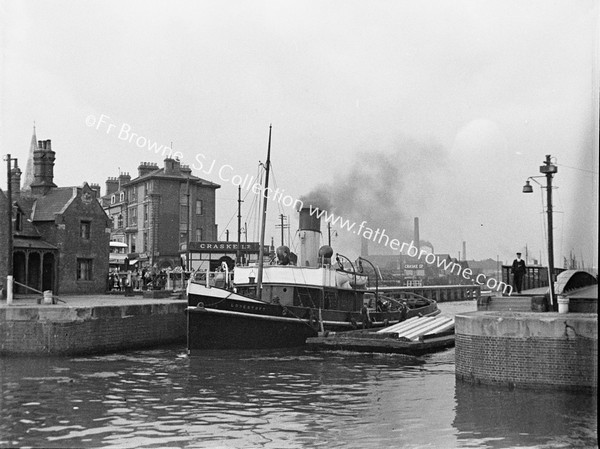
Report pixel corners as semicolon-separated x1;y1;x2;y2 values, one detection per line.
299;207;321;267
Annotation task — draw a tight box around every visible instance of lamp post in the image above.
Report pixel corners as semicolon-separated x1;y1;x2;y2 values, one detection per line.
522;154;557;309
4;154;17;305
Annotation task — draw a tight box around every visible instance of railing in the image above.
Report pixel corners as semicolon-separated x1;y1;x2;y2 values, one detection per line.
371;284;481;302
12;280;65;304
501;265;566;291
190;270;234;289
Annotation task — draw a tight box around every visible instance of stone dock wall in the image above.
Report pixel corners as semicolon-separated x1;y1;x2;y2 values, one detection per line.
455;311;598;391
0;301;187;356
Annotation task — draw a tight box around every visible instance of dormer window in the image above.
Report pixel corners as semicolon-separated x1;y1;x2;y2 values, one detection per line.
120;192;125;202
111;195;116;204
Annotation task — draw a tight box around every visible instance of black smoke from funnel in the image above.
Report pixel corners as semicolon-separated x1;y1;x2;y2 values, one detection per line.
298;189;332;212
300;138;446;254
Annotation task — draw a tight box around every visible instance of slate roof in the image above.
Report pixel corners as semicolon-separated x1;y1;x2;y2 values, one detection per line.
30;187;76;221
13;237;58;250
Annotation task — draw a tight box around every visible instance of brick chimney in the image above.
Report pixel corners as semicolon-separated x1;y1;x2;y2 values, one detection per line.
138;162;158;177
164;158;181;175
181;164;192;177
118;172;131;187
90;183;101;198
30;139;57;196
105;177;119;196
10;160;22;196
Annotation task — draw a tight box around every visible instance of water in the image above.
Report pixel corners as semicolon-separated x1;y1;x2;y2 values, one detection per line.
0;303;596;448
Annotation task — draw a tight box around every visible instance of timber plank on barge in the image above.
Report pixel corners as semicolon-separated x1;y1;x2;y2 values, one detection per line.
306;315;455;355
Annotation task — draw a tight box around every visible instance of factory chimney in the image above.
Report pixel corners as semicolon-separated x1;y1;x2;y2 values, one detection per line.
414;217;420;251
462;241;467;261
361;236;369;257
299;207;321;267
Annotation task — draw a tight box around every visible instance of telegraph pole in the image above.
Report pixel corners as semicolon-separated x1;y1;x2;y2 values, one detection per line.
186;175;190;271
4;154;15;304
275;214;288;247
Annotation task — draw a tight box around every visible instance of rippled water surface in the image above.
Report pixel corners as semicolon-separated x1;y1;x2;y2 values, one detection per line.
0;303;597;448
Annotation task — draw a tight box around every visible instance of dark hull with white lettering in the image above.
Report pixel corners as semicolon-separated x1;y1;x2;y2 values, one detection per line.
186;283;439;352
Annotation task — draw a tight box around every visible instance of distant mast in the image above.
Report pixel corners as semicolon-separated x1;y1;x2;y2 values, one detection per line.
256;125;272;298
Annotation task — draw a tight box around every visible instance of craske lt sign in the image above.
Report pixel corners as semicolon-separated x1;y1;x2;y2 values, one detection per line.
187;241;267;253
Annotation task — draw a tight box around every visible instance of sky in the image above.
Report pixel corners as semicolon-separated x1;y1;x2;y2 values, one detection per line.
1;0;598;268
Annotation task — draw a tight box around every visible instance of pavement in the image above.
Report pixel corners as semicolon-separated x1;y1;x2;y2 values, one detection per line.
1;291;186;308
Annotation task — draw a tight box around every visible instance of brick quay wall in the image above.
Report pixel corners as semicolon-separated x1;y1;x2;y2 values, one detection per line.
0;297;187;356
455;311;598;392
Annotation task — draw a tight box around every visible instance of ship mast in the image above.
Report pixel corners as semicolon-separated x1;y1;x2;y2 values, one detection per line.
256;125;272;298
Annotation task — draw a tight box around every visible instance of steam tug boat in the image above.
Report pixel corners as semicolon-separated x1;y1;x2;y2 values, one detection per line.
186;207;438;351
185;126;438;352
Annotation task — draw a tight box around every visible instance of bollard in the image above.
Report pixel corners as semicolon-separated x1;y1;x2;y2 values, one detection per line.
43;290;53;305
557;295;569;314
7;275;13;305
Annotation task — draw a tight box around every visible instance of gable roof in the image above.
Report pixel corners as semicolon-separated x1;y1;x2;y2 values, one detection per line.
30;187;76;221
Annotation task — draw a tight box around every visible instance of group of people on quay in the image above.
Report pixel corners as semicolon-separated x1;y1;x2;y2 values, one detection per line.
107;268;172;292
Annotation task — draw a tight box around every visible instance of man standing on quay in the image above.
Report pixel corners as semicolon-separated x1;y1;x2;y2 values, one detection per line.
511;252;527;294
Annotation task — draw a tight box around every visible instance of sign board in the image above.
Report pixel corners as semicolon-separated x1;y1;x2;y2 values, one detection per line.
404;263;425;270
187;241;267;253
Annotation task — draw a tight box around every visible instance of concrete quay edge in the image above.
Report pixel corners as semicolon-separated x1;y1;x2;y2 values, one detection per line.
0;294;188;356
456;311;598;340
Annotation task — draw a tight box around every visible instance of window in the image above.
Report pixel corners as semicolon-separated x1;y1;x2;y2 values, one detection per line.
15;211;23;232
180;205;189;225
80;221;91;239
143;231;148;252
143;203;149;225
117;214;123;229
119;192;125;202
195;228;202;242
196;199;203;216
77;259;93;280
130;234;137;253
128;207;137;226
130;187;137;202
111;195;116;204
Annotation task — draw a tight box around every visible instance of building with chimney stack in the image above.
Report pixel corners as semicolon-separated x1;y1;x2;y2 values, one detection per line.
101;158;220;270
1;130;111;297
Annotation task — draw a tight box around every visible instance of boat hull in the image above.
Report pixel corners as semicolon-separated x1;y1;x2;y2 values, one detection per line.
188;306;317;350
186;284;439;351
305;331;455;355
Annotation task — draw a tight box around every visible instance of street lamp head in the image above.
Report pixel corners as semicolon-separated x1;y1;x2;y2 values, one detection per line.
522;180;534;193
